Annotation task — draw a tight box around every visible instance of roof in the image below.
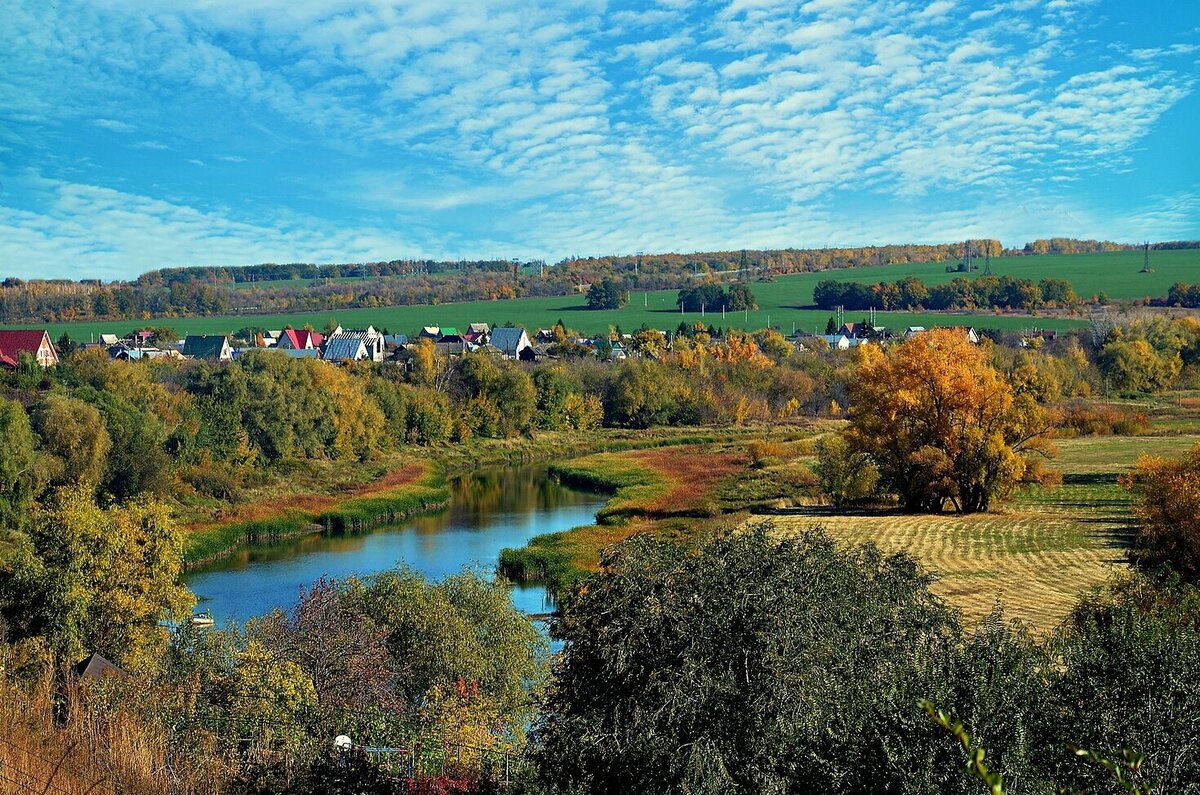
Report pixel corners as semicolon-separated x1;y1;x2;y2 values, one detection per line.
467;323;490;334
73;653;127;680
323;337;368;361
327;329;379;342
0;330;50;358
489;327;530;355
279;329;323;349
438;327;460;337
182;335;229;359
278;348;321;359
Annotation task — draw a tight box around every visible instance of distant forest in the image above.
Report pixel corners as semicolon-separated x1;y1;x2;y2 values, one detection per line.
1;239;1196;324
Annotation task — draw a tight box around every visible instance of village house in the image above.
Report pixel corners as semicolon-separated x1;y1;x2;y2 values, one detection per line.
464;323;490;345
0;329;58;369
325;326;384;361
489;326;532;359
182;335;233;361
323;336;371;362
277;328;323;351
1021;329;1059;347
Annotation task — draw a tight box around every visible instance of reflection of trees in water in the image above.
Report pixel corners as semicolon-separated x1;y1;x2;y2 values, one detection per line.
193;466;604;567
445;466;595;517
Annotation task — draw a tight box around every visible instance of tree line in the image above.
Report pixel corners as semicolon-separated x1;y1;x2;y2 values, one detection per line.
7;238;1190;324
813;274;1082;311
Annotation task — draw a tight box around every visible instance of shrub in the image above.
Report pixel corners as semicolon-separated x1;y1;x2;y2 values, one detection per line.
1122;443;1200;580
813;434;878;506
746;439;788;469
1052;402;1149;437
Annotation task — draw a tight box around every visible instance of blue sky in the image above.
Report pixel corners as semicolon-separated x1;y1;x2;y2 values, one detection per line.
0;0;1197;280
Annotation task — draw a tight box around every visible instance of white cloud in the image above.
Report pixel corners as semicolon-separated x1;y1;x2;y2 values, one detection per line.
0;0;1194;277
0;175;426;279
93;118;135;133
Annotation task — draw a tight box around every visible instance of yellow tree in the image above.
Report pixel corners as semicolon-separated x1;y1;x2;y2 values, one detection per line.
847;330;1051;513
1122;443;1200;580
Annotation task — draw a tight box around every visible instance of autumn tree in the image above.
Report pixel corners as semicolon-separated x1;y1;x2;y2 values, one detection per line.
0;488;193;669
30;394;112;491
1122;443;1200;580
845;330;1050;513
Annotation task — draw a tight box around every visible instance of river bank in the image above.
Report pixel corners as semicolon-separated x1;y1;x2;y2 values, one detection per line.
183;464;608;624
181;425;806;568
499;434;824;591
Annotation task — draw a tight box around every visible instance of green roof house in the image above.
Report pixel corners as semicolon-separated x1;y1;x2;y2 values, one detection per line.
182;335;232;361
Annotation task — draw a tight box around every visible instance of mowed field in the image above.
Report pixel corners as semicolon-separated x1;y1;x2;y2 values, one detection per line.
767;431;1199;631
34;249;1200;340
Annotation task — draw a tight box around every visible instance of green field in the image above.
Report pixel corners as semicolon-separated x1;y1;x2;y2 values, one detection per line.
20;249;1198;340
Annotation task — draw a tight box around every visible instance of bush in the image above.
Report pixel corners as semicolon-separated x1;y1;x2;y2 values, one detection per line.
1052;402;1149;437
746;440;788;469
813;434;878;506
1122;443;1200;580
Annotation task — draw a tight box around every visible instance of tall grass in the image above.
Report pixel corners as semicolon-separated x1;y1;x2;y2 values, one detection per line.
184;466;449;566
0;665;225;794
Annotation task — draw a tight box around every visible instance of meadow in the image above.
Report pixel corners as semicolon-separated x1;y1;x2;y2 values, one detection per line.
767;428;1196;630
37;248;1200;340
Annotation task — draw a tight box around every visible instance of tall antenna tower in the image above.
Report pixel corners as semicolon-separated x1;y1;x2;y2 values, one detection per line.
635;250;643;276
1140;241;1153;273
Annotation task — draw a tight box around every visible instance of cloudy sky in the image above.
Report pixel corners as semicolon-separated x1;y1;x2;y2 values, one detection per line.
0;0;1196;280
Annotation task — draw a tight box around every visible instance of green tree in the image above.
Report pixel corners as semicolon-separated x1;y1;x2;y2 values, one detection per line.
30;394;112;491
77;387;172;499
0;397;38;530
586;278;628;310
726;282;757;311
529;526;975;793
1099;338;1180;393
0;488;193;669
814;433;879;506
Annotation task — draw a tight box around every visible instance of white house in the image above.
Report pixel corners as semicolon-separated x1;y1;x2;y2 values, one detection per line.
489;327;533;359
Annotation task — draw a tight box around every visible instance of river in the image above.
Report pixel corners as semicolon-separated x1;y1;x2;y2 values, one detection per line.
183;464;606;625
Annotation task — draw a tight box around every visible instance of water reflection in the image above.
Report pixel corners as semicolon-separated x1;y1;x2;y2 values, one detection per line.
184;465;605;625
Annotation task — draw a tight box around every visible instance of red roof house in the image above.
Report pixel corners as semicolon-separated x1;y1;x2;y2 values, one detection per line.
277;329;324;351
0;330;58;369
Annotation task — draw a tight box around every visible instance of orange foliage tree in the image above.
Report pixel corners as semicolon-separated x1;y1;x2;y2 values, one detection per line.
1122;443;1200;579
846;329;1051;513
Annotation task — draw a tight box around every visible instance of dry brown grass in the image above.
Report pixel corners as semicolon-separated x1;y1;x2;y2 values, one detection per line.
764;503;1129;631
0;667;226;795
632;447;745;515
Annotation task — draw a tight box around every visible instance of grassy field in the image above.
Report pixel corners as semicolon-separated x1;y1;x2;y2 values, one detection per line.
43;250;1200;340
767;433;1200;631
233;248;1193;299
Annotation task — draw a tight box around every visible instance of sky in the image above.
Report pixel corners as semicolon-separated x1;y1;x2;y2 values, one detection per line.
0;0;1197;281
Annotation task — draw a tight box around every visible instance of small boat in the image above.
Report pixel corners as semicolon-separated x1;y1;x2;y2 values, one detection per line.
189;611;215;628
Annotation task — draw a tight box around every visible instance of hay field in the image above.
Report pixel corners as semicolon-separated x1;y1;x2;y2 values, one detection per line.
766;433;1200;631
